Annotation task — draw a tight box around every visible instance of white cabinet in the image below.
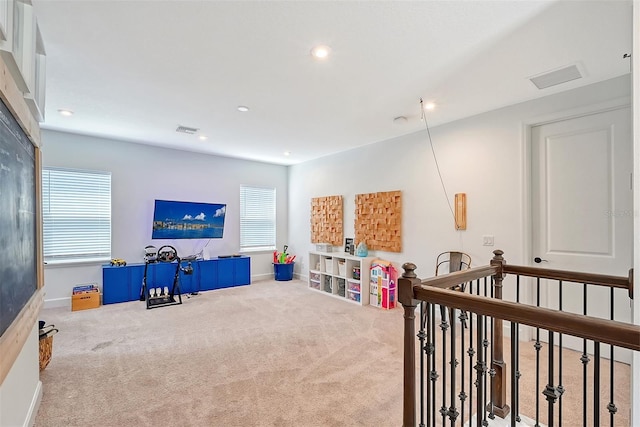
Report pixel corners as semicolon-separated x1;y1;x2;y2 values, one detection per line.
24;22;45;121
0;0;46;122
308;251;374;306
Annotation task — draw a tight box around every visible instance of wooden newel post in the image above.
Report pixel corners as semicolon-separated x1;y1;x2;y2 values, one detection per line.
489;249;510;418
399;262;420;427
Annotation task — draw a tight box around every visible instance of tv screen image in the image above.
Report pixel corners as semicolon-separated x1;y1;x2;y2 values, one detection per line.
152;200;226;240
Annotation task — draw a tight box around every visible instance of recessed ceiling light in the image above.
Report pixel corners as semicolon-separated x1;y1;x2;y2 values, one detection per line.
198;135;208;141
237;106;250;112
284;151;291;156
58;109;74;116
310;45;331;59
424;102;436;111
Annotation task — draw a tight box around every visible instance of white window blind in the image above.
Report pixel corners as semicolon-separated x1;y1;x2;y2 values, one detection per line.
42;167;111;263
240;185;276;251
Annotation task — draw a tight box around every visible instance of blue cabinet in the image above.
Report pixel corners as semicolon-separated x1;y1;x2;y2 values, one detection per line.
233;257;251;285
199;260;219;291
128;264;145;301
179;260;199;294
103;265;130;304
213;257;251;289
102;256;251;305
218;260;235;287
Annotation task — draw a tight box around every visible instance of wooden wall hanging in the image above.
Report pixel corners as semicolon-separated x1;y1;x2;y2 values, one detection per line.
310;195;343;246
455;193;467;230
354;190;402;252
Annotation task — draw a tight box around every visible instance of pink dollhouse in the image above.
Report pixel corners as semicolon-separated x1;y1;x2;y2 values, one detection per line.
369;259;397;309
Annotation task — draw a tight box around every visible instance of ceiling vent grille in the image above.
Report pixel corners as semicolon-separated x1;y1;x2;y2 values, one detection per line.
176;125;199;134
529;64;582;89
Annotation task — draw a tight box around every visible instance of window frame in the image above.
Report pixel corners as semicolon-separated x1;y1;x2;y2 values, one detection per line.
239;185;276;252
42;166;112;265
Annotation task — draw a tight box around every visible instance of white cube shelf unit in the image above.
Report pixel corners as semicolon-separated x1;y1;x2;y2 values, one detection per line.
308;251;374;305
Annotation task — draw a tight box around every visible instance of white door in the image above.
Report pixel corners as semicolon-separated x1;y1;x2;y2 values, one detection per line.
531;106;633;362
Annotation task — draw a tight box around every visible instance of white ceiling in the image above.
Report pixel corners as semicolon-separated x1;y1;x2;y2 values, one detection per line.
32;0;632;165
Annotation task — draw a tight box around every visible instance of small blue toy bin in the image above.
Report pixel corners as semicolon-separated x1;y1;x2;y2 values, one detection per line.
274;262;294;281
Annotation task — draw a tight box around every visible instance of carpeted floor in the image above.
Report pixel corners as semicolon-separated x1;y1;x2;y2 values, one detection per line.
36;280;405;426
35;279;630;426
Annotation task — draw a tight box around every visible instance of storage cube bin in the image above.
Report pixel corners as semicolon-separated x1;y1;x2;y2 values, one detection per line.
337;278;345;297
337;261;346;276
310;272;320;281
347;280;360;293
323;275;332;293
324;258;333;273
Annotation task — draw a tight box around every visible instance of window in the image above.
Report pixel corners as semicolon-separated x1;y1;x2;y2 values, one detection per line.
240;185;276;251
42;167;111;263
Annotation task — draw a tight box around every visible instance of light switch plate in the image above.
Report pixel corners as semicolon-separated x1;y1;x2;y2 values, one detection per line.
482;235;494;246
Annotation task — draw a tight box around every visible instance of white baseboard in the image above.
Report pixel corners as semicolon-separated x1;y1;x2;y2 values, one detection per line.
43;297;70;309
25;380;42;427
252;273;274;282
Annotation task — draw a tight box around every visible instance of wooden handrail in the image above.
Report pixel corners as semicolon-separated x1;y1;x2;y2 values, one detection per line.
414;262;633;306
418;265;499;289
417;264;632;294
413;285;640;351
503;265;631;290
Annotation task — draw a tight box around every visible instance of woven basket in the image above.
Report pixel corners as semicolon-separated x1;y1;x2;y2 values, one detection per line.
39;335;53;371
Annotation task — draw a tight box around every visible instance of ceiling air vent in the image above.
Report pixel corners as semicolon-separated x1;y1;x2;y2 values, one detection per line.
529;64;582;90
176;125;199;135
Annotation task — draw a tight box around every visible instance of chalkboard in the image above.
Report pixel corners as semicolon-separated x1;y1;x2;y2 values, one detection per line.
0;96;36;337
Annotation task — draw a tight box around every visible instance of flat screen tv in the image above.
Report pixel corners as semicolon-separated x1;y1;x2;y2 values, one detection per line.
152;199;226;240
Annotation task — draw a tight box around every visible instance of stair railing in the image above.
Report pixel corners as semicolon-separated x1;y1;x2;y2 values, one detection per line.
399;250;638;427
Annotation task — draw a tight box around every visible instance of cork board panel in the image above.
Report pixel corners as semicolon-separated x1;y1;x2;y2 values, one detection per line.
355;190;402;252
311;195;343;246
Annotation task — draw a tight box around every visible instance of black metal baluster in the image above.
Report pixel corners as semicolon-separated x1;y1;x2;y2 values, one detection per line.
543;330;558;427
510;321;517;427
607;287;617;426
475;314;486;427
557;281;564;426
515;275;521;423
441;305;449;425
483;278;489;426
431;302;438;425
419;302;426;427
534;277;541;427
594;342;600;426
459;300;468;425
449;307;459;426
581;284;590;427
468;280;476;426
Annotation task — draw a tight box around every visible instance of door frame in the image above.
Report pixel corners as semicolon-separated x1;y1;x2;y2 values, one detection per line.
518;96;631;341
521;96;631;280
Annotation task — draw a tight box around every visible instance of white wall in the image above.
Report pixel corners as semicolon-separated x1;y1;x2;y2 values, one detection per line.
289;75;631;298
41;130;289;307
0;325;42;427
